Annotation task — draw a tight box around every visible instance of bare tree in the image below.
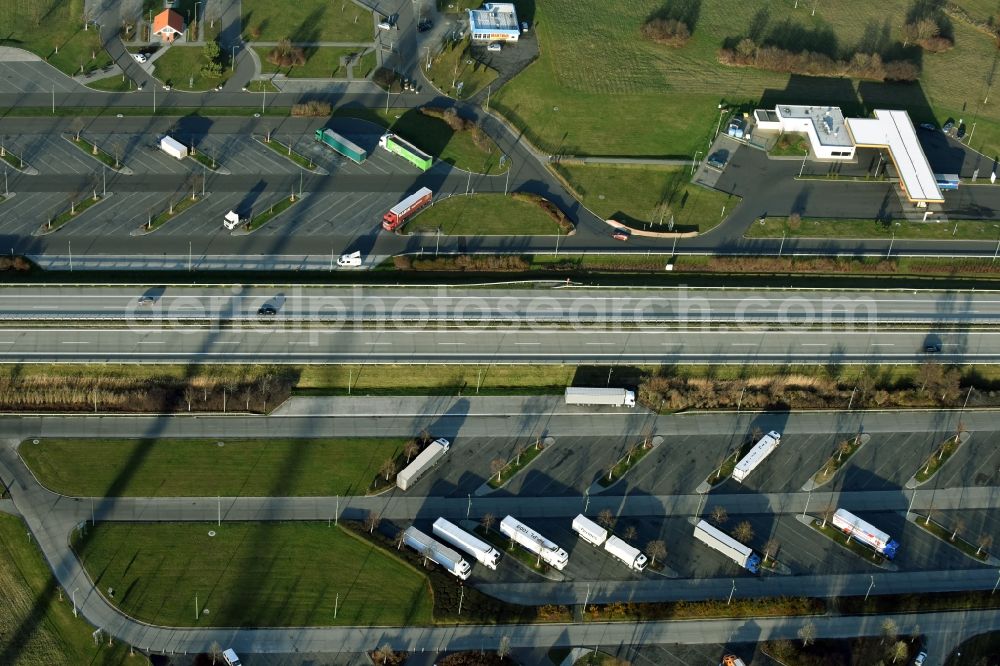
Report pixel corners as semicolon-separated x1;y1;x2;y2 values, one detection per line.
977;533;993;557
645;540;667;568
404;440;420;463
395;529;406;550
256;374;273;412
711;505;728;525
732;521;754;544
820;505;835;528
379;458;397;482
515;444;525;465
241;384;254;411
950;517;967;542
71;117;84;141
597;509;616;530
480;512;496;532
836;439;853;462
797;621;816;647
751;425;764;443
624;443;639;465
763;538;780;564
363;510;380;534
490;457;506;483
880;618;898;645
372;644;395;664
209;641;223;665
183;384;197;412
622;525;638;542
497;634;511;659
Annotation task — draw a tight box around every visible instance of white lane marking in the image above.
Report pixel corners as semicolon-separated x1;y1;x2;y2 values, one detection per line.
586;342;615;346
438;342;466;345
213;341;240;345
731;343;756;347
870;343;895;346
137;341;164;344
61;341;89;344
801;343;828;346
514;342;540;345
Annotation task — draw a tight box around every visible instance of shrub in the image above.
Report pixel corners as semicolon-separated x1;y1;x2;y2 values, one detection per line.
267;38;306;67
641;18;691;47
718;39;919;81
509;192;575;234
788;213;801;230
291;100;332;117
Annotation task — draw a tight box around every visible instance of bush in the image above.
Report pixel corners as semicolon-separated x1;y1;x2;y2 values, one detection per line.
510;192;575;234
718;40;919;81
268;38;306;67
291;100;332;117
641;18;691;47
0;256;33;272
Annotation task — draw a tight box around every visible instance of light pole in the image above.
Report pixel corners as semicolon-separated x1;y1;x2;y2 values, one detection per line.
262;87;266;116
466;493;471;519
886;230;894;259
194;2;201;41
72;587;79;617
993;225;1000;263
864;575;875;602
778;231;786;257
231;45;236;71
504;162;510;195
385;84;390;113
727;579;736;605
3;167;7;197
993;569;1000;595
691;150;701;174
798;152;807;177
801;489;811;518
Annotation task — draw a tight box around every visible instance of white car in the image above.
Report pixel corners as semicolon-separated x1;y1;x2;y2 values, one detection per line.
337;251;363;267
487;42;502;52
913;652;927;666
222;648;242;666
377;21;392;30
131;53;147;63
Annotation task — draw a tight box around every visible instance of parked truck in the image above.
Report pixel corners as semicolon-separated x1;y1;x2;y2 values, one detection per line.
396;437;450;491
832;508;900;559
223;210;246;230
731;430;781;483
693;520;761;573
572;514;608;547
402;526;472;580
433;517;500;570
314;128;367;164
382;187;433;231
564;387;636;408
499;515;569;570
604;535;648;571
379;132;432;171
160;135;188;159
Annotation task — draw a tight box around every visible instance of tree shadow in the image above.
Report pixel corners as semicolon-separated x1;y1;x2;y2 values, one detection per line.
647;0;702;34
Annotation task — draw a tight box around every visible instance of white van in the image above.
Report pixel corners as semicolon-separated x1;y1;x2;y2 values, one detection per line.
337;251;363;267
487;42;502;52
222;648;242;666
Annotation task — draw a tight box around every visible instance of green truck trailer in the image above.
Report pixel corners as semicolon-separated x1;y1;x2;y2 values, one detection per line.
314;128;367;164
378;132;432;171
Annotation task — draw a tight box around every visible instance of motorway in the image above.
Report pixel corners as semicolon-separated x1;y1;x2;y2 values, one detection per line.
2;285;1000;323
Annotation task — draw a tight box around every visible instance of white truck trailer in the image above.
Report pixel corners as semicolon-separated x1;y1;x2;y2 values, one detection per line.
832;508;900;559
564;387;636;408
432;517;500;569
402;526;471;580
396;438;450;491
499;515;569;570
693;520;761;573
572;514;608;546
604;535;648;571
160;135;188;159
731;430;781;483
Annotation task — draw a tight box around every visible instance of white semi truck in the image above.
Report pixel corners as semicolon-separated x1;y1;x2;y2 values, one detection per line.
832;509;900;559
571;514;608;546
396;438;450;491
571;515;647;571
499;515;569;570
731;430;781;483
160;135;188;159
693;520;761;573
564;387;636;408
402;526;471;580
432;517;501;570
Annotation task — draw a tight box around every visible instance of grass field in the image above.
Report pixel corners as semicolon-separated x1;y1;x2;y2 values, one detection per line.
154;46;231;91
0;0;111;76
86;74;136;92
0;514;142;665
493;0;1000;158
242;0;373;42
254;46;358;78
426;38;498;100
20;438;406;497
407;193;566;235
746;215;1000;240
555;164;735;231
355;49;377;78
73;522;433;627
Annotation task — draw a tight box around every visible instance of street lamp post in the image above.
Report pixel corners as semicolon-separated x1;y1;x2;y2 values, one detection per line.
801;489;811;518
466;493;471;519
194;2;201;41
886;230;895;259
864;575;875;602
993;225;1000;263
993;569;1000;595
231;46;236;71
727;579;736;605
72;587;79;617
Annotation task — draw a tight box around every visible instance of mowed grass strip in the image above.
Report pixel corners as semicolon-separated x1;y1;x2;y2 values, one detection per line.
242;0;373;42
406;194;566;235
0;514;142;665
254;46;357;78
746;215;1000;241
19;438;405;497
154;46;230;91
72;522;433;627
0;0;111;76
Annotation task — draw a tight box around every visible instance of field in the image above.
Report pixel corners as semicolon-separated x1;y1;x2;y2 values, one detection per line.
86;74;135;92
72;522;433;627
254;46;359;78
0;514;141;665
555;164;735;231
153;46;231;91
242;0;373;43
426;38;498;100
746;215;1000;240
493;0;1000;158
0;0;111;76
407;193;566;235
19;438;406;497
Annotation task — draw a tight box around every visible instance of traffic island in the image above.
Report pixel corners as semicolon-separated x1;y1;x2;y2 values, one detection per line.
187;147;230;175
35;192;112;235
63;135;133;174
589;436;662;494
797;515;898;571
255;135;329;174
802;433;871;491
906;430;971;488
131;192;210;236
906;512;999;566
232;192;308;234
0;146;38;175
476;437;551;495
406;193;575;236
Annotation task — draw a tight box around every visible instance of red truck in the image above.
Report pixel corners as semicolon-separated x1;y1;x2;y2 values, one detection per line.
383;187;433;231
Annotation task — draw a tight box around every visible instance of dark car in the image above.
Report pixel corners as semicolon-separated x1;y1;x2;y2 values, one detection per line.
942;120;955;133
418;19;433;32
956;123;967;139
924;343;941;353
706;150;729;170
919;122;936;131
257;304;277;316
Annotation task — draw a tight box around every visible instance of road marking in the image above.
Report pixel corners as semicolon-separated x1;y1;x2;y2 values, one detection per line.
731;343;756;347
514;342;540;345
801;343;828;346
870;343;895;346
60;341;89;344
137;341;164;344
586;342;615;346
213;341;240;345
368;342;392;345
438;342;466;345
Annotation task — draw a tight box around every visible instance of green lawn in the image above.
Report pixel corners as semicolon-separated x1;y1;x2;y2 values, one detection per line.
426;38;498;100
255;46;359;78
20;438;406;497
355;49;377;78
242;0;373;42
72;522;433;627
556;164;735;232
153;45;230;91
0;514;142;665
493;0;1000;158
746;215;1000;241
391;110;509;174
0;0;111;76
770;133;809;157
407;194;565;235
86;74;135;92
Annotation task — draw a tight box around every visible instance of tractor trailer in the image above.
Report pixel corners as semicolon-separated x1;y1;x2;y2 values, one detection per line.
314;128;367;163
693;520;761;573
499;515;569;570
396;437;449;491
379;132;432;171
572;514;608;546
731;430;781;483
572;515;647;571
832;509;900;559
402;526;472;580
564;387;636;408
382;187;433;231
433;517;501;569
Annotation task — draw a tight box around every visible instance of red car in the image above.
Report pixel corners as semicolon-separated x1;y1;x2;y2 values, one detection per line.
612;230;630;241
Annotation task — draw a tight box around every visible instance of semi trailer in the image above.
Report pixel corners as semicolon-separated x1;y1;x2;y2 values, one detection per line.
396;437;449;491
499;515;569;570
564;387;636;408
402;526;472;580
432;517;501;569
604;535;648;571
160;135;188;159
314;128;367;163
731;430;781;483
693;520;761;573
379;133;432;171
832;509;900;559
382;187;433;231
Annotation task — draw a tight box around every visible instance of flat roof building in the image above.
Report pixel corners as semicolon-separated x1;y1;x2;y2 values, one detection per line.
775;105;855;160
468;3;520;42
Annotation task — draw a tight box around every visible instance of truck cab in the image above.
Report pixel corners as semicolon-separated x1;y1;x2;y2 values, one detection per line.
223;210;244;230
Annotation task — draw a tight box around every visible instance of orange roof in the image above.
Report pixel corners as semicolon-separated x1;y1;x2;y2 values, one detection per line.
153;9;185;35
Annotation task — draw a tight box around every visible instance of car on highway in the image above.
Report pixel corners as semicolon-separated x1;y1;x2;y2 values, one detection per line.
257;304;277;316
131;53;147;63
137;296;155;306
924;343;941;353
612;229;630;241
337;251;363;267
913;652;927;666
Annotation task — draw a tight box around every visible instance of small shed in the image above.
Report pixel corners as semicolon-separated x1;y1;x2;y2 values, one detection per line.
153;9;185;43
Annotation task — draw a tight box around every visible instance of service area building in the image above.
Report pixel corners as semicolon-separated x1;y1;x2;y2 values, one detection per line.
468;3;520;42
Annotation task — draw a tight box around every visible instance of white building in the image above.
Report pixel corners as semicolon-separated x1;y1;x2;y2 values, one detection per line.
468;3;520;42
